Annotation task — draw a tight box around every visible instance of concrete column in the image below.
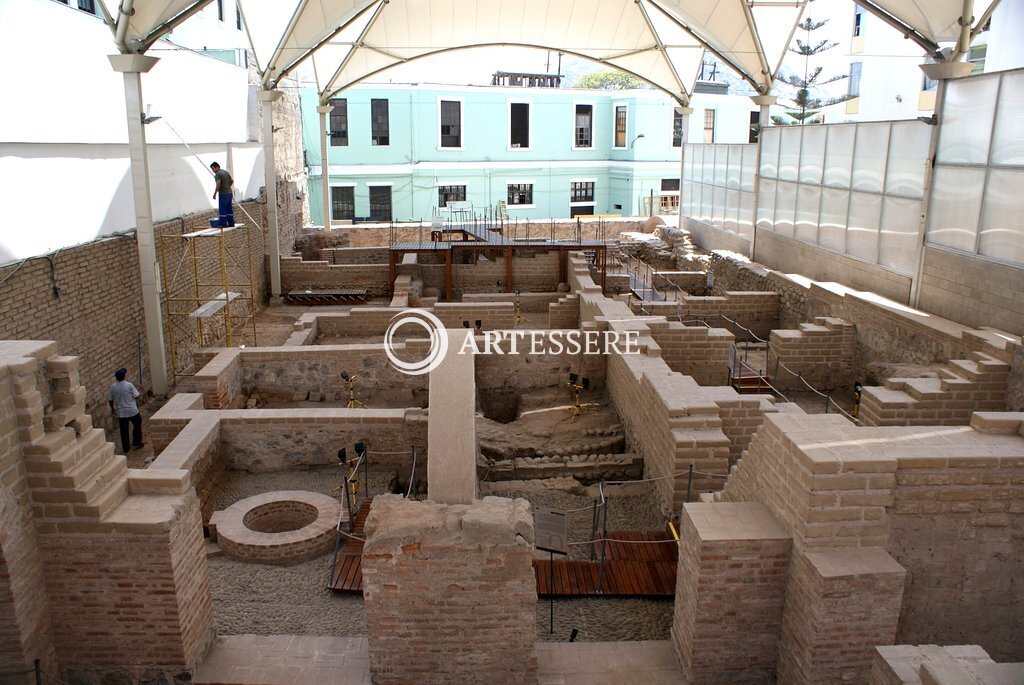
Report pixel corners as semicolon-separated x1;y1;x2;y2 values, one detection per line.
676;106;692;232
109;54;168;397
259;89;284;301
316;103;332;231
427;329;477;504
749;94;777;262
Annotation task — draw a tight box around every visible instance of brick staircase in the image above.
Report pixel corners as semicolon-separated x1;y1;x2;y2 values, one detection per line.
22;356;128;526
858;330;1016;427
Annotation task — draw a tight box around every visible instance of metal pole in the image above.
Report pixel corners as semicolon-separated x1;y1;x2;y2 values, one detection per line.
549;550;555;634
35;659;41;685
686;464;693;503
109;54;169;396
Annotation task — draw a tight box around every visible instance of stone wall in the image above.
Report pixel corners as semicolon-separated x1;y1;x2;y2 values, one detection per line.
362;495;537;685
320;246;389;264
280;256;391;296
462;291;562;313
869;644;1024;684
453;251;563;295
768;317;856;391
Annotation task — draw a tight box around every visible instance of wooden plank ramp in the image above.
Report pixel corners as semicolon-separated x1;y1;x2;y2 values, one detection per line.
533;531;678;598
328;497;374;593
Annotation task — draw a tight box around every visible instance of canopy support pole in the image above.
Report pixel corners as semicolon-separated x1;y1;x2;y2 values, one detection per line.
749;95;777;262
676;107;692;234
259;89;284;301
109;53;168;397
317;104;333;231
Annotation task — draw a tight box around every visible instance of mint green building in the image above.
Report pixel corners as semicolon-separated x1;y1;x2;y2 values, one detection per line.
302;83;758;224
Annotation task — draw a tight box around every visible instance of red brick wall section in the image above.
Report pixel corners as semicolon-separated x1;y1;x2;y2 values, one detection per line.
671;502;791;684
362;495;537;685
40;493;213;678
777;547;906;685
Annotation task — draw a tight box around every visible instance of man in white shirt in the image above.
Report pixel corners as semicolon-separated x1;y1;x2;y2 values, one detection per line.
108;367;144;453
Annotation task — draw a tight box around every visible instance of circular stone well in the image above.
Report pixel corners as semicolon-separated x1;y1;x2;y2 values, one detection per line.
210;491;343;565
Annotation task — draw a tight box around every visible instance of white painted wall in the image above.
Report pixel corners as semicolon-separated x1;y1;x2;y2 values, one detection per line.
985;0;1024;73
0;0;262;263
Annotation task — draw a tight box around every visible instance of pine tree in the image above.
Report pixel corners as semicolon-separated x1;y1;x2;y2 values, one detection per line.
772;16;852;125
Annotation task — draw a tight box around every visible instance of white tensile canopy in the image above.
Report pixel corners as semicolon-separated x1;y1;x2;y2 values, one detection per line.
91;0;999;398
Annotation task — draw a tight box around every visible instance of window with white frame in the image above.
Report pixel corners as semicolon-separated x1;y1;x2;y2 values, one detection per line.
575;104;593;148
438;185;466;207
614;106;627;147
510;102;530;148
507;183;533;206
440;100;462;148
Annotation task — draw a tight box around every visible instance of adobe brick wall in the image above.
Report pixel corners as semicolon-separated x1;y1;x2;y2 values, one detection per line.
0;349;58;677
646;319;733;387
320;246;389;264
767;316;856;391
719;410;1024;661
672;502;791;684
869;644;1024;685
280;255;391;296
548;294;580;328
462;291;562;313
634;291;779;340
777;547;905;685
454;251;562;296
362;495;537;685
0;341;215;681
706;251;1024;412
918;245;1024;337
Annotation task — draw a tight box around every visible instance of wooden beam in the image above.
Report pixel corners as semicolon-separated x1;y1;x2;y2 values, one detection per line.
444;249;453;302
506;246;514;293
388;250;398;296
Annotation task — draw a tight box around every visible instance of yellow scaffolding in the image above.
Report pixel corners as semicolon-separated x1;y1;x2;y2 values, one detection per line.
158;223;259;381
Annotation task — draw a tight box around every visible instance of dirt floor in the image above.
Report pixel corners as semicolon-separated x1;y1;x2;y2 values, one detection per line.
205;467;672;642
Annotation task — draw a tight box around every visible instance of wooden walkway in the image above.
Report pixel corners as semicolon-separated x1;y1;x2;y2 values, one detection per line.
534;531;678;597
328;497;374;593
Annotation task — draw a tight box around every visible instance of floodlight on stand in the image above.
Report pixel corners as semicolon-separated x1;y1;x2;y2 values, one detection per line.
463;320;470;328
354;441;366;456
475;320;482;330
569;373;578;384
337;448;347;463
582;377;590;390
341;370;350;381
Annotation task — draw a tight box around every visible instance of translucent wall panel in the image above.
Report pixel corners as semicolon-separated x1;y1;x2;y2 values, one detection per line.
795;184;822;243
778;126;801;182
701;182;714;220
757;179;776;231
991;71;1024;166
979;169;1024;264
726;145;742;189
714;145;728;187
927;167;985;252
879;196;921;275
852;122;890;193
886;121;930;198
760;128;780;179
847;192;882;261
823;125;855;188
774;181;797;237
713;186;727;224
937;74;999;164
818;188;849;252
741;145;757;191
799;125;826;185
739;192;754;241
724;189;739;234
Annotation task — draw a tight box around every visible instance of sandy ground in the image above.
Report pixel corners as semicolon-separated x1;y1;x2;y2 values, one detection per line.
205;467;673;641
